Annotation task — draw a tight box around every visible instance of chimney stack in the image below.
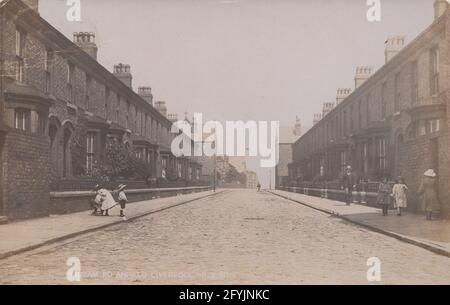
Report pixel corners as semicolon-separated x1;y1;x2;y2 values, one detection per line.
385;36;405;63
168;113;178;123
322;102;335;118
113;64;132;89
354;66;373;89
294;116;302;136
138;86;153;106
336;88;352;105
154;101;167;117
23;0;39;13
313;113;322;125
434;0;449;20
73;32;98;60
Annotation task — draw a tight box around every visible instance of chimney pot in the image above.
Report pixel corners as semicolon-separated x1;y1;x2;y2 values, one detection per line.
322;102;335;117
294;116;302;136
354;66;373;89
138;86;153;105
113;63;133;89
385;36;406;63
336;88;352;105
168;113;179;123
313;113;322;125
73;32;98;60
155;101;168;117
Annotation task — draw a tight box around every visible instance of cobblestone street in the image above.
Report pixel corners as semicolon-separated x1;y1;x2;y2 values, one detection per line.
1;190;450;284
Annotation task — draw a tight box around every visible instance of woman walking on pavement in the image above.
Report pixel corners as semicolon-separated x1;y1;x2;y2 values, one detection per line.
377;177;391;216
418;169;440;221
392;177;408;216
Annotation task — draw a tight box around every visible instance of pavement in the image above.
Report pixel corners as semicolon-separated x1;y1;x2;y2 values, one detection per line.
0;190;222;260
270;189;450;257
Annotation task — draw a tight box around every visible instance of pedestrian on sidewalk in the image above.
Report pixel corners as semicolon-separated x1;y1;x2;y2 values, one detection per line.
257;183;261;192
342;165;356;206
117;184;128;218
91;184;102;216
377;177;391;216
392;177;408;216
418;169;440;221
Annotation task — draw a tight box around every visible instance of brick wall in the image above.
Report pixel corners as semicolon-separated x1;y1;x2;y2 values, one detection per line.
1;130;50;220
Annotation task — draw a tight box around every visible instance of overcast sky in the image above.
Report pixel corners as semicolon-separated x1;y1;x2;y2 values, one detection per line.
40;0;434;186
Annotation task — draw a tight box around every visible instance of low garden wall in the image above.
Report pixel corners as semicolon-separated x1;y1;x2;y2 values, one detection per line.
49;186;213;215
277;186;381;208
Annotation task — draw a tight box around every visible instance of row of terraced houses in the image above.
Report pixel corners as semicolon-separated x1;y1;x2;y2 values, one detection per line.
285;0;450;215
0;0;206;220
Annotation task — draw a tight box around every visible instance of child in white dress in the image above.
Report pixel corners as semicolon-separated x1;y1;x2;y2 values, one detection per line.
392;177;408;216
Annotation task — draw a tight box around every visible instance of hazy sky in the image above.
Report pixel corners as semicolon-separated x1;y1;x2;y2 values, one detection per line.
39;0;434;186
40;0;433;127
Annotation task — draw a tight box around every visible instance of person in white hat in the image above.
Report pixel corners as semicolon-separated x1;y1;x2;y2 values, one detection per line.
418;169;440;220
117;184;128;218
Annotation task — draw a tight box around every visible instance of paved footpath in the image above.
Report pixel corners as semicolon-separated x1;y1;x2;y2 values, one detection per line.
1;189;450;284
270;189;450;257
0;190;220;259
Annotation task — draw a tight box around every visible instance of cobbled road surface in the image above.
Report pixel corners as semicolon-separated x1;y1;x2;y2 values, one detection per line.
1;189;450;284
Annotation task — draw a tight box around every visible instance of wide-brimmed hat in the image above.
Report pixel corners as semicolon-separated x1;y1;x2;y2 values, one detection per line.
424;169;437;178
93;184;101;190
117;184;127;191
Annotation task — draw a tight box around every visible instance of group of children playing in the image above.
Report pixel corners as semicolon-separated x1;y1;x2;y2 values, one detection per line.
91;184;128;218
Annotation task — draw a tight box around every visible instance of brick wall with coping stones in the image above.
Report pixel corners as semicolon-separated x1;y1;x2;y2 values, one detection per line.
2;131;51;220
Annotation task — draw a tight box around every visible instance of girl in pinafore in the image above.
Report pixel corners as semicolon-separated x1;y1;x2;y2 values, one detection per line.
392;177;408;216
377;177;391;216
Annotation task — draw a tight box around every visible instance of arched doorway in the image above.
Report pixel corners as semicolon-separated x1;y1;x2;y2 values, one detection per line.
48;116;63;177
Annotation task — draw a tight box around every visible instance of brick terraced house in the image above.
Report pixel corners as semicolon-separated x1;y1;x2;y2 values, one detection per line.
0;0;203;220
289;0;450;214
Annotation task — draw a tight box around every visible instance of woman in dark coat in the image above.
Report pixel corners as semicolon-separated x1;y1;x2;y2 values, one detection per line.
377;177;391;216
418;169;440;221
